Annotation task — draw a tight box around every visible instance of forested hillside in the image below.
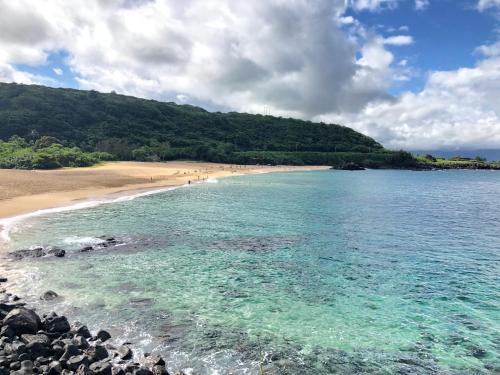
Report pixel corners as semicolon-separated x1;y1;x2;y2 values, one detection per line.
0;82;416;168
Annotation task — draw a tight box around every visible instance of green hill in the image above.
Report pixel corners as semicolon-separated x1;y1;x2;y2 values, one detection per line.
0;82;416;169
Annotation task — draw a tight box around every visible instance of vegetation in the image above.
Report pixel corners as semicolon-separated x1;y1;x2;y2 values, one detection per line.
415;155;500;170
0;82;420;169
0;83;497;170
0;135;114;169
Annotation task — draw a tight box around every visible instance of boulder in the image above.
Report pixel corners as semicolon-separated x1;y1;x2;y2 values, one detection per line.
96;330;111;342
72;323;91;339
87;344;108;361
2;308;41;335
46;248;66;258
66;354;89;371
151;365;169;375
0;277;7;283
90;361;112;375
59;344;81;362
143;353;165;367
40;291;60;301
26;341;52;359
43;313;70;334
47;360;63;375
116;345;132;360
134;367;153;375
20;334;51;346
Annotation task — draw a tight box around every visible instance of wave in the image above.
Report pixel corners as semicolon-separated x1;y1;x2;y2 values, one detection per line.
0;182;196;243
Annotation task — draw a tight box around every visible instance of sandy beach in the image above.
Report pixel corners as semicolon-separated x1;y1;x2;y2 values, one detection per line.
0;161;328;220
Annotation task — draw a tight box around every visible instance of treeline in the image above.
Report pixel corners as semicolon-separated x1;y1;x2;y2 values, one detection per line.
0;135;114;169
0;82;416;169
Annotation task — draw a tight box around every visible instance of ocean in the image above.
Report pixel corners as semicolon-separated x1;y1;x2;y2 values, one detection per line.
1;170;499;374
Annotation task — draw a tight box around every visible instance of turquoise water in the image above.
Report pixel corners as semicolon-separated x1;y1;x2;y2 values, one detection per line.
1;170;499;374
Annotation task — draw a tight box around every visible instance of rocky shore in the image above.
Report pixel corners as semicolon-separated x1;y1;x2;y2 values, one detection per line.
0;278;182;375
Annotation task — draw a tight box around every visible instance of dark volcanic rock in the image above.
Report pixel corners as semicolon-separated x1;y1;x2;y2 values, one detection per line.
40;290;60;301
3;308;41;335
116;345;132;360
151;365;169;375
0;277;7;282
43;313;70;334
96;330;111;342
72;322;92;339
9;246;66;260
332;162;366;171
46;247;66;257
87;344;108;361
66;354;89;371
143;353;165;367
90;361;112;375
134;367;153;375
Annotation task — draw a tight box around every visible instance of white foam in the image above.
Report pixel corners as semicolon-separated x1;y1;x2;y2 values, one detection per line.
0;183;192;243
206;177;219;183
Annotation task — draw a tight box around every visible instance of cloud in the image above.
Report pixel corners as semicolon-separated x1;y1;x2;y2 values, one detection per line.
53;67;63;76
348;0;399;12
317;56;500;150
478;0;500;10
0;0;499;150
415;0;430;11
383;35;414;46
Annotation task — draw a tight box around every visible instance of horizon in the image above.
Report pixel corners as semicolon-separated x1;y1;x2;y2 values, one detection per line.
1;0;500;152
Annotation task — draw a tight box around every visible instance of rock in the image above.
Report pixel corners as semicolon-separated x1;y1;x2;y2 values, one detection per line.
116;345;132;360
46;248;66;258
143;353;165;367
26;341;52;359
80;246;94;252
40;291;60;301
90;361;112;375
47;361;63;375
0;325;15;338
43;313;70;334
151;365;169;375
96;330;111;342
87;344;108;361
20;334;51;346
73;335;90;349
66;354;89;371
112;366;126;375
332;162;366;171
134;367;153;375
10;361;21;371
72;323;91;339
75;363;93;375
10;359;33;375
9;248;45;260
59;344;81;361
0;277;7;283
2;308;41;335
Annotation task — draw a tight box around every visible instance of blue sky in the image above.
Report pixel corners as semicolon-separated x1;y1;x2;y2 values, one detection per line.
1;0;500;150
346;0;499;94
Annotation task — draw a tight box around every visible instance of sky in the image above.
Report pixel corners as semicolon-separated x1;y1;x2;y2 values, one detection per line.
1;0;500;151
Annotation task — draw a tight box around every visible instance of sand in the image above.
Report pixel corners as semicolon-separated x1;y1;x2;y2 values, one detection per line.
0;161;328;219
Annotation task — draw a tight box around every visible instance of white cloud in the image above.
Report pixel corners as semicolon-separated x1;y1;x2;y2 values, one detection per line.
415;0;430;11
348;0;399;12
0;0;499;150
317;57;500;150
383;35;414;46
478;0;500;11
53;67;63;76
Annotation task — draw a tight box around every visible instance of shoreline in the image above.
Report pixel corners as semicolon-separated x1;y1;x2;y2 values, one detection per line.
0;278;178;374
0;161;328;242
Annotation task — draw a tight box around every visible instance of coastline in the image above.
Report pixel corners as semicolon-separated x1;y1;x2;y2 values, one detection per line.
0;161;328;241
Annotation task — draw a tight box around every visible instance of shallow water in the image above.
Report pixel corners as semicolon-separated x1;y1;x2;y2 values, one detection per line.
1;170;499;374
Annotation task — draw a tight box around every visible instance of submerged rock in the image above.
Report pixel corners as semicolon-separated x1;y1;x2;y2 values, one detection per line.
40;290;60;301
9;247;65;260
